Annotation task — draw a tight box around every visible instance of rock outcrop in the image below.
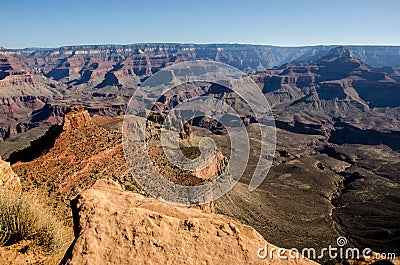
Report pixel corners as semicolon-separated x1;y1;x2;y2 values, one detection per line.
62;105;92;131
61;179;316;265
0;158;21;192
193;149;227;181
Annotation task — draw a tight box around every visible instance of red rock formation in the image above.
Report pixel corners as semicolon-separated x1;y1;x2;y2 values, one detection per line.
62;106;92;131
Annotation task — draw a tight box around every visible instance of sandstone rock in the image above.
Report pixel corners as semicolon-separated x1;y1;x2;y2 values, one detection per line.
62;105;92;131
0;158;21;192
61;179;316;265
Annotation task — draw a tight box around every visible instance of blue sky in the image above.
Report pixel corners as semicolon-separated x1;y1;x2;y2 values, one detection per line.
1;0;399;48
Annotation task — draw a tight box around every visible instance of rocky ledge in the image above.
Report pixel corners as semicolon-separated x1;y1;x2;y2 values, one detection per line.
61;179;316;265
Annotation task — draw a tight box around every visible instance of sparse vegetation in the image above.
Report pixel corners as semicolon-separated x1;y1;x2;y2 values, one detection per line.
124;184;134;191
0;190;70;253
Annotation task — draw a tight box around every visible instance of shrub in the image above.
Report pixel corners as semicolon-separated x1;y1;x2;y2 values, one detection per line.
0;190;69;253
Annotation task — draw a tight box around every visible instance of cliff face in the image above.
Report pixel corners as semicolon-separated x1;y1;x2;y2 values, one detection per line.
0;54;59;96
0;54;32;81
0;98;66;140
61;179;316;265
0;54;65;144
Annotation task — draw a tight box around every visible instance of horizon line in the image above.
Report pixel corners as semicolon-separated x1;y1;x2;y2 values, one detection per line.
3;42;400;50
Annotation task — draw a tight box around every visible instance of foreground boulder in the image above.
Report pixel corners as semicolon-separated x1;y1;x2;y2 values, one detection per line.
61;179;316;265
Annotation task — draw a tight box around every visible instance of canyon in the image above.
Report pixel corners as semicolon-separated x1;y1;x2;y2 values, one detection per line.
0;44;399;264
